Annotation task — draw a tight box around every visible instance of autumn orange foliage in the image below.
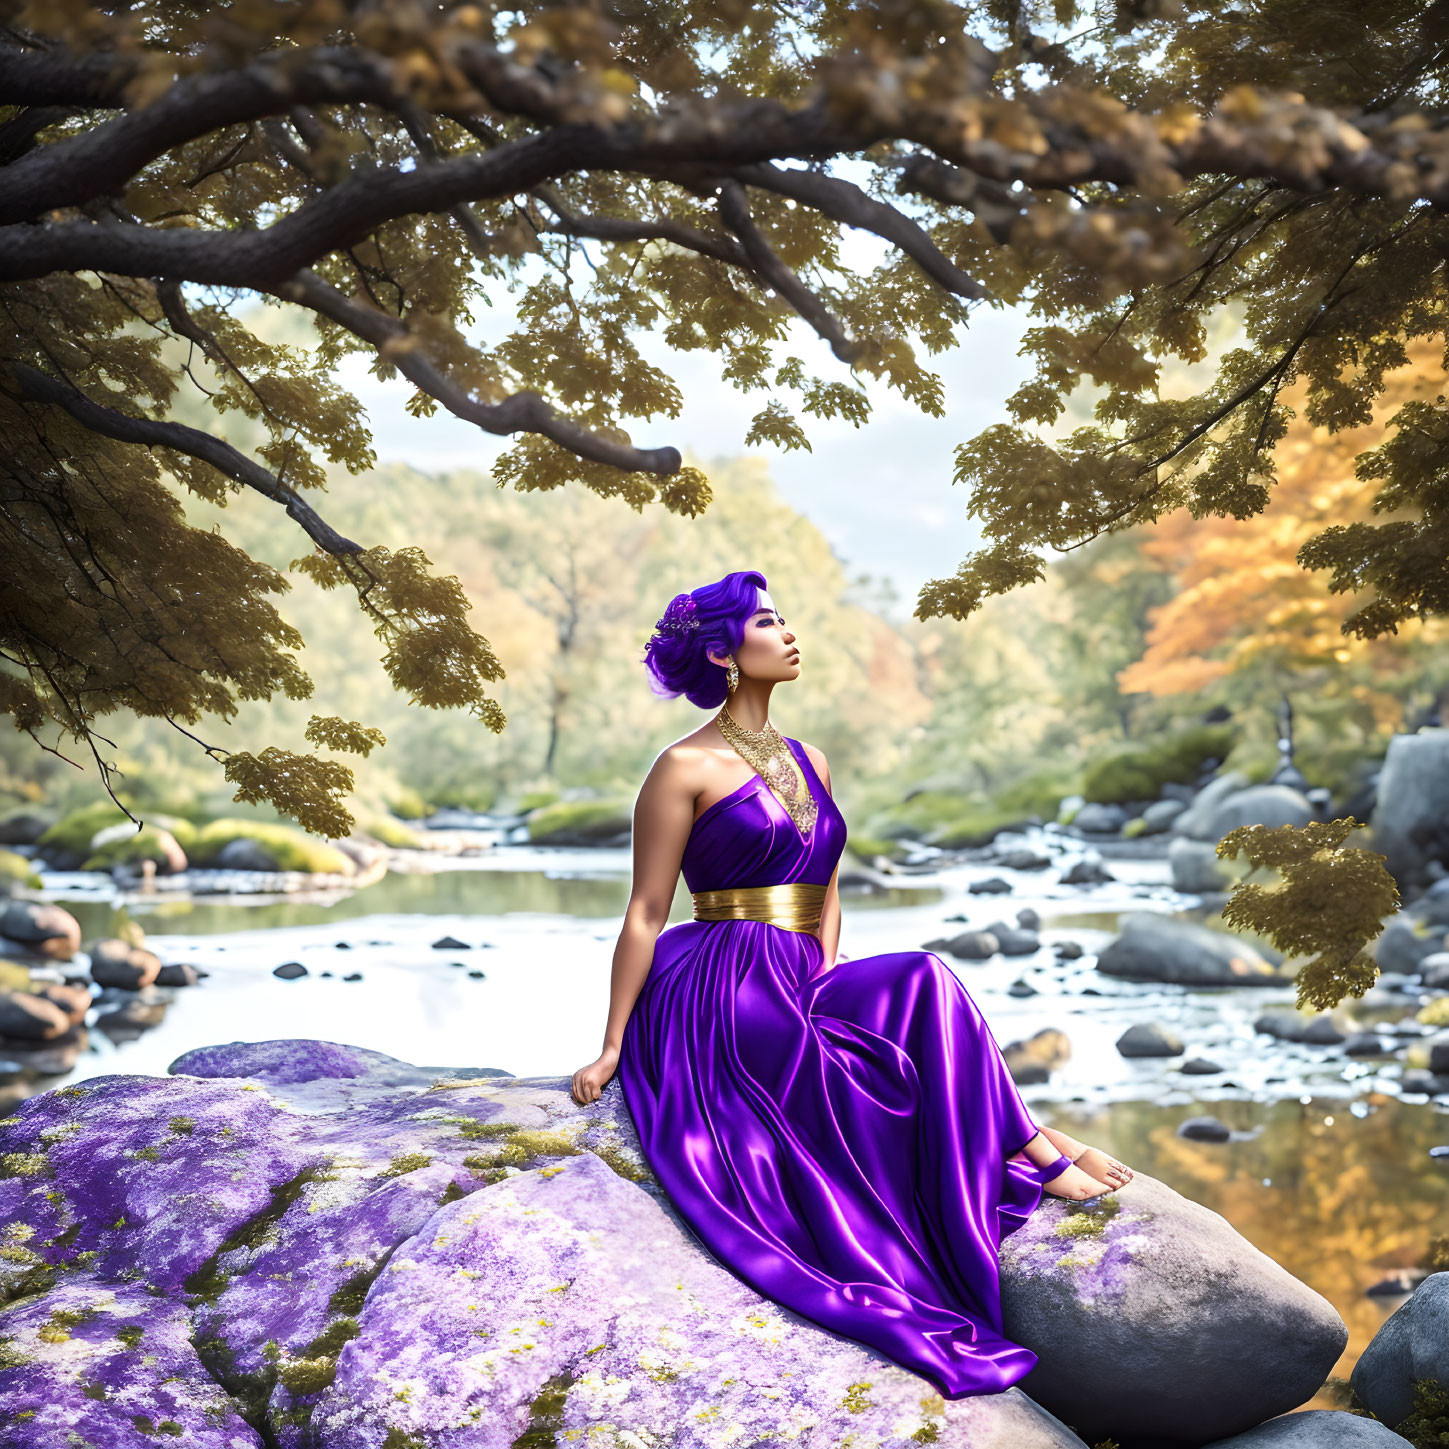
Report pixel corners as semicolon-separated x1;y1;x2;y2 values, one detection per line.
1118;338;1447;730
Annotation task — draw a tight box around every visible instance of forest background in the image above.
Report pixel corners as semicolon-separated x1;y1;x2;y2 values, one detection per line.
6;290;1445;849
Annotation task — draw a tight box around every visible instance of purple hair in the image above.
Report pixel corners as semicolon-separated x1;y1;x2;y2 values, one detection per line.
642;569;769;709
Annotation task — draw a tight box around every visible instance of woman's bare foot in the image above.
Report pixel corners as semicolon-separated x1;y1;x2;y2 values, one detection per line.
1012;1131;1118;1200
1039;1125;1134;1190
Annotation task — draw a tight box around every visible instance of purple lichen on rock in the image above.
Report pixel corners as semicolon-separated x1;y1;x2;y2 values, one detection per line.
0;1038;1341;1447
0;1276;262;1447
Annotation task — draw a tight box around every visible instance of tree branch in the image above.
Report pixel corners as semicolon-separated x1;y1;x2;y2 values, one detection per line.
716;178;863;365
0;47;404;226
4;361;365;556
276;269;682;474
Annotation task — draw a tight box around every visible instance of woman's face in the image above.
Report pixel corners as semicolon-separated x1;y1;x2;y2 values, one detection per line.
714;590;800;683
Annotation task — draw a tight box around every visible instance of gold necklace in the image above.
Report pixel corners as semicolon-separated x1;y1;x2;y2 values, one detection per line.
714;704;817;837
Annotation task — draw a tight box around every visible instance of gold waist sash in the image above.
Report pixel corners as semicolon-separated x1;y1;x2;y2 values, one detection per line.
691;882;827;935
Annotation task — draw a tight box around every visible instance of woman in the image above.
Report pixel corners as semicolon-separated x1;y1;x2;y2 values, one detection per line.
570;568;1134;1400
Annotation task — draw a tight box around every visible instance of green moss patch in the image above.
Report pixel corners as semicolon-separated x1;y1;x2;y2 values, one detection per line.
188;820;353;874
1081;724;1238;805
526;798;632;843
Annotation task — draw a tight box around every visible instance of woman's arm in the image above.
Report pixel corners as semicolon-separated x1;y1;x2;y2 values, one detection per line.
573;750;696;1108
602;748;697;1051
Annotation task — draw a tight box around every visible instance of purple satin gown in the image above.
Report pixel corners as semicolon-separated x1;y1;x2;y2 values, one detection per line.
617;736;1053;1399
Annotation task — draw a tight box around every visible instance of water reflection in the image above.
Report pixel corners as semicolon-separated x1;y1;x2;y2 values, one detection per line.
1043;1093;1449;1397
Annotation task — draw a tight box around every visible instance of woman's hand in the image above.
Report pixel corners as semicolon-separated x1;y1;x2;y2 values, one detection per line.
571;1044;621;1106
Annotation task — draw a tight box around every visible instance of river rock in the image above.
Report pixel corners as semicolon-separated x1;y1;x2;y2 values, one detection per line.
1253;1007;1355;1044
1181;1057;1226;1074
0;903;80;962
215;836;284;872
29;982;91;1024
0;1040;1089;1448
0;991;70;1042
1400;1068;1449;1095
929;930;999;960
154;961;202;987
1418;877;1449;926
1371;728;1449;895
1171;770;1250;840
1138;798;1188;834
1341;1032;1389;1056
1405;1030;1449;1074
1179;1115;1232;1141
1059;857;1115;885
1351;1270;1449;1428
1202;1410;1413;1446
995;847;1053;870
89;820;189;875
969;876;1013;893
1096;912;1279;986
0;809;55;847
1001;1174;1348;1444
982;920;1042;956
0;1024;86;1075
1116;1022;1184;1057
1004;1028;1072;1085
86;939;162;991
1072;802;1127;834
1377;918;1444;977
1202;784;1316;840
1170;836;1235;893
1418;952;1449;990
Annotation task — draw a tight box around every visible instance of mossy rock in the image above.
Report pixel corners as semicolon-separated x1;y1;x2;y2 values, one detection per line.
36;803;134;857
385;787;433;821
519;789;562;813
432;782;498;812
0;850;42;891
1081;724;1239;805
526;798;633;844
188;820;354;874
354;812;425;849
991;765;1079;820
1121;816;1150;839
80;824;188;872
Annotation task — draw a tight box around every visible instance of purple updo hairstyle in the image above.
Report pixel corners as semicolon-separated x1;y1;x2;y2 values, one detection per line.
642;569;769;709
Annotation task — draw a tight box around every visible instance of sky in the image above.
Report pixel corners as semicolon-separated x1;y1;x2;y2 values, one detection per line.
328;203;1040;621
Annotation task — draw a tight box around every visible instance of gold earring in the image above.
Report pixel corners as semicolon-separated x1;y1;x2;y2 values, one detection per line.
726;658;739;693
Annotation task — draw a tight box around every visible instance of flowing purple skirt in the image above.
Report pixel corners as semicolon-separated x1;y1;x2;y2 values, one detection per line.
617;739;1051;1398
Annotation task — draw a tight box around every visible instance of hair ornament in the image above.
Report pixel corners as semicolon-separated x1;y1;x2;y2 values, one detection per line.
655;595;700;635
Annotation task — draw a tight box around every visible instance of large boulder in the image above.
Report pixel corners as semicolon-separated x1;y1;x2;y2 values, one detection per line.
1202;1410;1412;1446
1370;728;1449;895
1096;912;1281;986
1201;784;1317;841
1170;771;1250;840
1000;1174;1348;1445
0;1040;1089;1448
1350;1271;1449;1429
1169;837;1235;894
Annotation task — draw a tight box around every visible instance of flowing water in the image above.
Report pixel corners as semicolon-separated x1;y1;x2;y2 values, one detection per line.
12;823;1449;1399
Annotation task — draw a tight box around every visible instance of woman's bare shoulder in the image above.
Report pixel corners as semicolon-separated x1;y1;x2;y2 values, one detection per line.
796;739;831;790
645;731;719;784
